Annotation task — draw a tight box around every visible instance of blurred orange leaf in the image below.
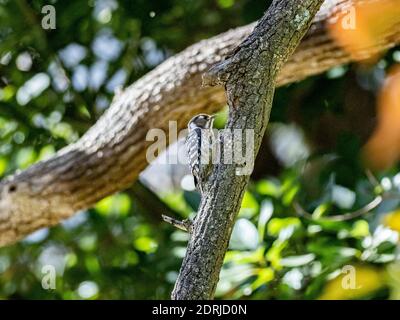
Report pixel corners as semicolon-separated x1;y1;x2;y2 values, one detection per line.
363;65;400;170
328;0;400;61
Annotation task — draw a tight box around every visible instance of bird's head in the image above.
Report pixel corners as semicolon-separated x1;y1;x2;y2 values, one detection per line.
188;114;215;130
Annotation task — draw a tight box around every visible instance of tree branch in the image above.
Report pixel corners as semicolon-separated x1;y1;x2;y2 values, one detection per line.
0;0;399;247
171;0;325;300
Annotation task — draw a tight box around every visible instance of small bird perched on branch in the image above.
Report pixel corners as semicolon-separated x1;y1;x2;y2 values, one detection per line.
162;113;215;233
186;114;216;194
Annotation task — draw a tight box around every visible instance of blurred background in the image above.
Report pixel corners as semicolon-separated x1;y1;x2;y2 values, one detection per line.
1;0;400;299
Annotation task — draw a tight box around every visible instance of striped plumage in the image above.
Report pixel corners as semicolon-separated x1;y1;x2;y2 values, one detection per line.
186;114;215;194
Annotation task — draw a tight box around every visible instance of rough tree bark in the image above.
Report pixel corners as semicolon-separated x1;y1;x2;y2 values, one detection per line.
0;0;399;247
171;0;325;300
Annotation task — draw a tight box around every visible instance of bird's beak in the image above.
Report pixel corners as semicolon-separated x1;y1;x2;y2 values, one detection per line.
210;115;216;120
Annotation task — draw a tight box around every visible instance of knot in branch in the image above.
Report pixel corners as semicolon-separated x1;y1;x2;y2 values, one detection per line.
202;57;234;87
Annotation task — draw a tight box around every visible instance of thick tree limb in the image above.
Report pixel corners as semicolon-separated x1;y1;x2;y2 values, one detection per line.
0;0;399;247
171;0;325;300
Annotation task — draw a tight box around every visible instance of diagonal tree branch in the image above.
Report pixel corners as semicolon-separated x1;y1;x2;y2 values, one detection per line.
0;0;399;247
171;0;325;300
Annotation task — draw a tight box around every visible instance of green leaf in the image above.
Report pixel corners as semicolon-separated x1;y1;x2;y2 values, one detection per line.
258;200;274;240
134;237;158;254
95;193;131;216
16;147;37;169
350;220;370;238
312;202;331;220
239;191;259;218
256;180;281;198
251;268;274;291
217;0;235;9
0;157;7;176
267;217;301;238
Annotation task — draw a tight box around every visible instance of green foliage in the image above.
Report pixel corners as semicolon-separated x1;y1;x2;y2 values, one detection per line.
217;168;400;299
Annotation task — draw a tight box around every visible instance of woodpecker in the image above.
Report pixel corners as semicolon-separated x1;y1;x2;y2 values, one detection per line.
186;114;215;195
162;114;215;233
